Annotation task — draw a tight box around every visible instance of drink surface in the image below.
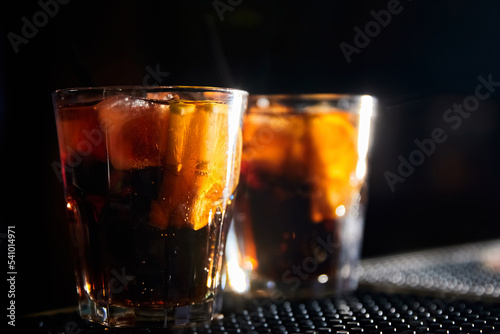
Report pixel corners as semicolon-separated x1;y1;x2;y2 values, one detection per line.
234;108;361;294
56;95;240;309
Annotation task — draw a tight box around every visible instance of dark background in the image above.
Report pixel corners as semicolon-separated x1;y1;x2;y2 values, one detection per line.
1;0;500;318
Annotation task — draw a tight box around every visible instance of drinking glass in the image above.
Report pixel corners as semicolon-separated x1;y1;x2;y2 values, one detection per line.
225;94;376;299
53;86;248;327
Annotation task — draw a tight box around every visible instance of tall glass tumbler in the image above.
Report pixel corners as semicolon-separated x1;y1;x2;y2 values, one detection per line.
53;86;248;327
225;94;376;299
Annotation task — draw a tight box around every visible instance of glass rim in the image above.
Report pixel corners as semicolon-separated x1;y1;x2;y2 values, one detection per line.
248;94;377;114
52;85;249;96
249;93;376;100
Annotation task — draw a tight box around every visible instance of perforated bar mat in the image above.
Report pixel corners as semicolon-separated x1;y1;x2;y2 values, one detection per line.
359;240;500;300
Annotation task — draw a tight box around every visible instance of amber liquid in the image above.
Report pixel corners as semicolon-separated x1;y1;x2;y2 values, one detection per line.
236;168;341;285
66;164;224;308
57;98;234;310
232;110;360;296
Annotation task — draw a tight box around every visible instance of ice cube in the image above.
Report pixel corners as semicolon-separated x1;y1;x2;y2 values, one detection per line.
242;113;308;179
242;113;289;175
96;95;169;170
248;101;292;114
146;92;178;101
57;105;107;162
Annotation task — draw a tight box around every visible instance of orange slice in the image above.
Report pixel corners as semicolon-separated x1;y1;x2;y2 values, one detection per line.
307;111;358;222
151;101;231;230
149;102;196;229
183;102;229;230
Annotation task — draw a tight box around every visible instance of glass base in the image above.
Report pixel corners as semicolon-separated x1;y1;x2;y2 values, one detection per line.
241;263;360;301
79;297;214;328
246;277;342;300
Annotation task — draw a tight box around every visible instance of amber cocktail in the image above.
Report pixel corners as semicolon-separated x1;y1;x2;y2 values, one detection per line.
226;94;375;299
53;86;247;327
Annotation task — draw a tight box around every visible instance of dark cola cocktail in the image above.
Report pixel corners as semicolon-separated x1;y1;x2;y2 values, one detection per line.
53;87;247;327
226;95;375;299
